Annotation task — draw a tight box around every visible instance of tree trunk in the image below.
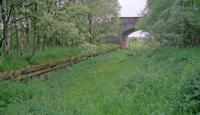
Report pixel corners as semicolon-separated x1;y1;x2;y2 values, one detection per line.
2;25;11;55
19;20;24;57
1;0;11;55
88;13;93;43
42;35;47;51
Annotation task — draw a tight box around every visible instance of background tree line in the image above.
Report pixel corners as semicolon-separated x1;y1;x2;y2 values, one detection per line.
138;0;200;46
0;0;120;58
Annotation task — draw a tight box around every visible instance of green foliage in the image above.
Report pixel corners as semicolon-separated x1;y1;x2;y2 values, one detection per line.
177;70;200;114
1;41;200;114
0;44;117;72
79;42;98;54
83;0;120;43
0;0;120;58
29;47;81;64
138;0;200;46
0;57;29;72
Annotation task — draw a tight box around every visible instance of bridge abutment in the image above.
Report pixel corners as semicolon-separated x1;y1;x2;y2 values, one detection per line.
120;17;140;48
121;37;128;48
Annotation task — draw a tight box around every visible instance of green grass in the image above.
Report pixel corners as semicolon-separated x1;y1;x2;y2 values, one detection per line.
0;44;117;72
1;40;200;114
30;47;82;64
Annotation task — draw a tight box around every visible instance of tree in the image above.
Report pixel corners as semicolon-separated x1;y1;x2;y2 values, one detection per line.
138;0;200;46
0;0;120;59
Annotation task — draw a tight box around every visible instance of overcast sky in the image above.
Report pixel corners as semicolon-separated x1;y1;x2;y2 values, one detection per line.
119;0;147;17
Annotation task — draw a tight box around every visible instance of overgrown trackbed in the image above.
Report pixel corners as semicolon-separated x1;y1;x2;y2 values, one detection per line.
1;42;200;114
0;47;120;81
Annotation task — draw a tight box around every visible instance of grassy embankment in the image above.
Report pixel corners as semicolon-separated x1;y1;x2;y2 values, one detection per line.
1;40;200;114
0;44;117;72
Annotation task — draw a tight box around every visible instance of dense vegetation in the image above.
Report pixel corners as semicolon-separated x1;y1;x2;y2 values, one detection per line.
0;0;120;60
138;0;200;46
138;1;200;113
1;0;200;114
0;41;200;114
0;44;117;72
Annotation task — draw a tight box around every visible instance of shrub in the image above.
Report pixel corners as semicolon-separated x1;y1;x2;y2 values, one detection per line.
79;42;98;54
178;71;200;114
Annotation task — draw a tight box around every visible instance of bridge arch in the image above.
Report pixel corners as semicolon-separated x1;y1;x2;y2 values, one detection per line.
106;17;141;47
120;17;140;48
122;27;136;37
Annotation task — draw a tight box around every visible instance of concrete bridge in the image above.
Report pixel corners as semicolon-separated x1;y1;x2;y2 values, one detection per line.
107;17;140;48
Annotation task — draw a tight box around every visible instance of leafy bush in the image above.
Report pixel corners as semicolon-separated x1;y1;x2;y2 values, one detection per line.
138;0;200;46
178;71;200;114
79;42;98;54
